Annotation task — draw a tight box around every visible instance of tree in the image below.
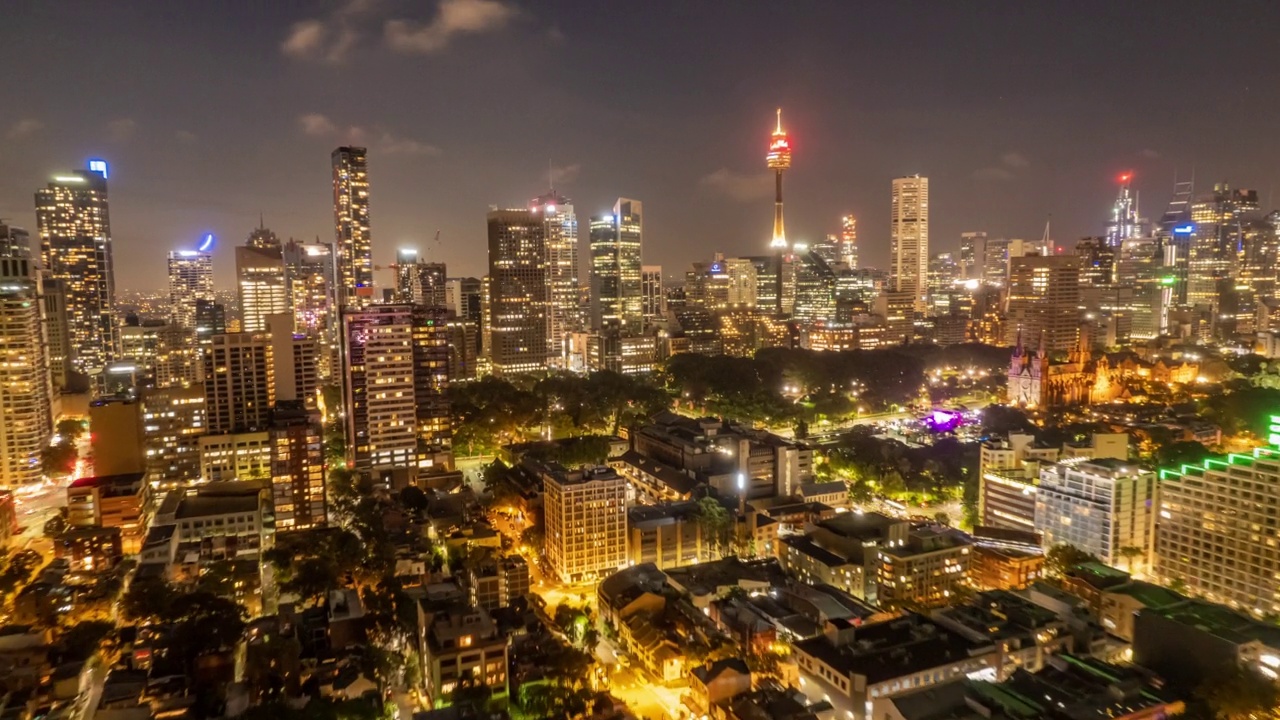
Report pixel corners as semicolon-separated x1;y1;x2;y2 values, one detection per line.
43;513;67;538
1117;546;1146;574
398;485;428;513
1044;543;1099;579
54;621;113;664
56;418;85;442
1195;666;1279;720
41;442;77;477
164;592;248;675
694;496;733;558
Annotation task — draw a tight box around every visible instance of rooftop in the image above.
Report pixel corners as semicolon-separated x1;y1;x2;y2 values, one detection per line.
793;613;983;684
616;450;700;495
175;494;260;519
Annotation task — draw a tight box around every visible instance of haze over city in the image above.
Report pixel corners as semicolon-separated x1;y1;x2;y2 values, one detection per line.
4;0;1280;289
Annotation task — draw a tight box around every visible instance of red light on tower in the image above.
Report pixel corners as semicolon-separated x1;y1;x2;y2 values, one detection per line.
1119;172;1132;184
766;108;791;170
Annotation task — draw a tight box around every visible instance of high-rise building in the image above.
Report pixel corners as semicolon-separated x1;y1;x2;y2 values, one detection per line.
203;333;275;434
486;208;549;375
1104;173;1146;248
90;398;146;477
35;162;115;373
41;276;71;392
590;199;644;332
1004;255;1081;352
342;304;450;474
332;146;373;309
270;400;325;531
766;110;792;313
1073;237;1115;286
840;215;858;269
1155;438;1280;615
167;248;214;331
394;250;447;308
641;266;665;324
544;465;627;583
890;175;929;312
141;385;207;486
282;239;337;378
926;252;959;316
531;192;580;364
446;277;483;323
959;232;985;281
236;227;290;334
0;224;53;487
1035;458;1155;568
1187;184;1259;335
266;314;318;405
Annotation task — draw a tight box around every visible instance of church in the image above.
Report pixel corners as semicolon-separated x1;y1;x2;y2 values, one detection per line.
1007;333;1124;409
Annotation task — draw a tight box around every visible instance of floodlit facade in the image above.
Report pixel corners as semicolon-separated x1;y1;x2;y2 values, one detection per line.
531;192;580;364
203;333;275;434
0;225;53;487
544;466;627;583
1035;458;1156;567
1004;255;1081;352
236;241;289;333
270;401;325;530
35;163;116;373
332;146;373;309
890;175;929;312
141;385;207;487
1155;439;1280;616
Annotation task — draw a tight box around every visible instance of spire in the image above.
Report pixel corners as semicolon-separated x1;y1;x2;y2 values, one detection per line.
259;212;265;230
548;159;554;192
1037;332;1046;356
775;107;783;134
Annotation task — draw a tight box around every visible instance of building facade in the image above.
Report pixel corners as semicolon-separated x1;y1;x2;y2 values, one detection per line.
332;146;373;309
890;175;929;312
0;225;52;487
590;198;644;332
1035;458;1156;567
486;208;548;374
544;466;627;583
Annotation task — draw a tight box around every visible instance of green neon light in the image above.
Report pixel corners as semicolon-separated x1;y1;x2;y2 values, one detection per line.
1204;458;1228;471
1159;469;1182;480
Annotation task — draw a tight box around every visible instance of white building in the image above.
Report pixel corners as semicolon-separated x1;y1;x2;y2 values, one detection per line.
890;175;929;312
1034;458;1156;566
544;466;627;583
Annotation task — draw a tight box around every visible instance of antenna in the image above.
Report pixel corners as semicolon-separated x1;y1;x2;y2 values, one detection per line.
548;159;554;192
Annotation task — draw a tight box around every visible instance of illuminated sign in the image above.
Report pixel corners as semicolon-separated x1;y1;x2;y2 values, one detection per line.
88;159;109;178
709;262;724;274
1269;414;1280;446
197;233;215;252
1173;224;1195;234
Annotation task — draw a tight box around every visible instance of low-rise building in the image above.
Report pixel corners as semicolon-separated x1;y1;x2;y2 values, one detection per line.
611;450;699;503
1133;598;1280;688
778;512;907;603
689;658;752;714
876;526;972;609
66;472;151;553
198;431;272;483
54;526;123;574
467;555;530;611
416;603;508;707
1035;458;1156;568
1098;581;1185;642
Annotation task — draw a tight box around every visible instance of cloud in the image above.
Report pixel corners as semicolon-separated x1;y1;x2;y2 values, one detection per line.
299;113;439;157
546;24;566;44
385;0;517;54
1140;148;1161;160
972;167;1015;181
6;119;42;141
699;168;775;202
548;163;580;185
1001;152;1030;168
175;130;198;144
108;118;137;142
377;132;440;156
299;113;338;137
280;0;374;64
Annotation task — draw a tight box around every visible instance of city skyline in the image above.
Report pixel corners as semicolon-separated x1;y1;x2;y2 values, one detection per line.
4;2;1280;290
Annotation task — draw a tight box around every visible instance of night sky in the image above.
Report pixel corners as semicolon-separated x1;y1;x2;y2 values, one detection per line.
3;0;1279;291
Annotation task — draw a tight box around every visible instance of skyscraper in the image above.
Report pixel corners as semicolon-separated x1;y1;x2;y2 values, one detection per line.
766;109;792;313
486;208;549;375
35;162;115;373
283;239;337;377
332;146;372;309
393;249;447;307
0;224;53;487
203;333;275;434
531;191;580;365
167;248;214;331
270;400;326;531
342;304;450;474
959;232;985;281
1104;173;1146;248
890;175;929;312
641;265;665;324
236;227;290;333
840;214;858;269
589;199;644;332
1004;255;1081;352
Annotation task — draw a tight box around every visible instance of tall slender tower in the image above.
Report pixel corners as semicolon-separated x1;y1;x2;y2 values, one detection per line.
35;161;115;374
1105;172;1143;248
890;175;930;312
531;191;579;365
486;208;549;375
167;235;215;331
766;109;792;314
0;224;52;487
840;214;858;269
332;146;372;309
589;199;643;333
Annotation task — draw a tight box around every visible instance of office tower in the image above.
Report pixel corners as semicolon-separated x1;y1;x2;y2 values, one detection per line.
141;385;207;486
1004;255;1081;352
1154;178;1195;312
342;304;450;474
1035;459;1156;568
792;250;837;323
641;266;665;324
35;161;115;373
394;248;419;303
203;333;275;434
544;465;627;583
283;240;335;332
270;400;326;530
167;249;214;331
41;277;71;392
890;175;929;312
981;237;1012;287
809;236;840;265
1188;185;1259;336
0;225;53;487
959;232;985;281
1104;173;1146;248
841;215;858;269
446;277;483;322
926;252;959;315
531;191;580;364
1155;441;1280;615
766;110;792;313
332;146;373;308
486;208;549;374
1117;237;1163;340
1073;237;1115;286
236;227;290;333
589;199;644;333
